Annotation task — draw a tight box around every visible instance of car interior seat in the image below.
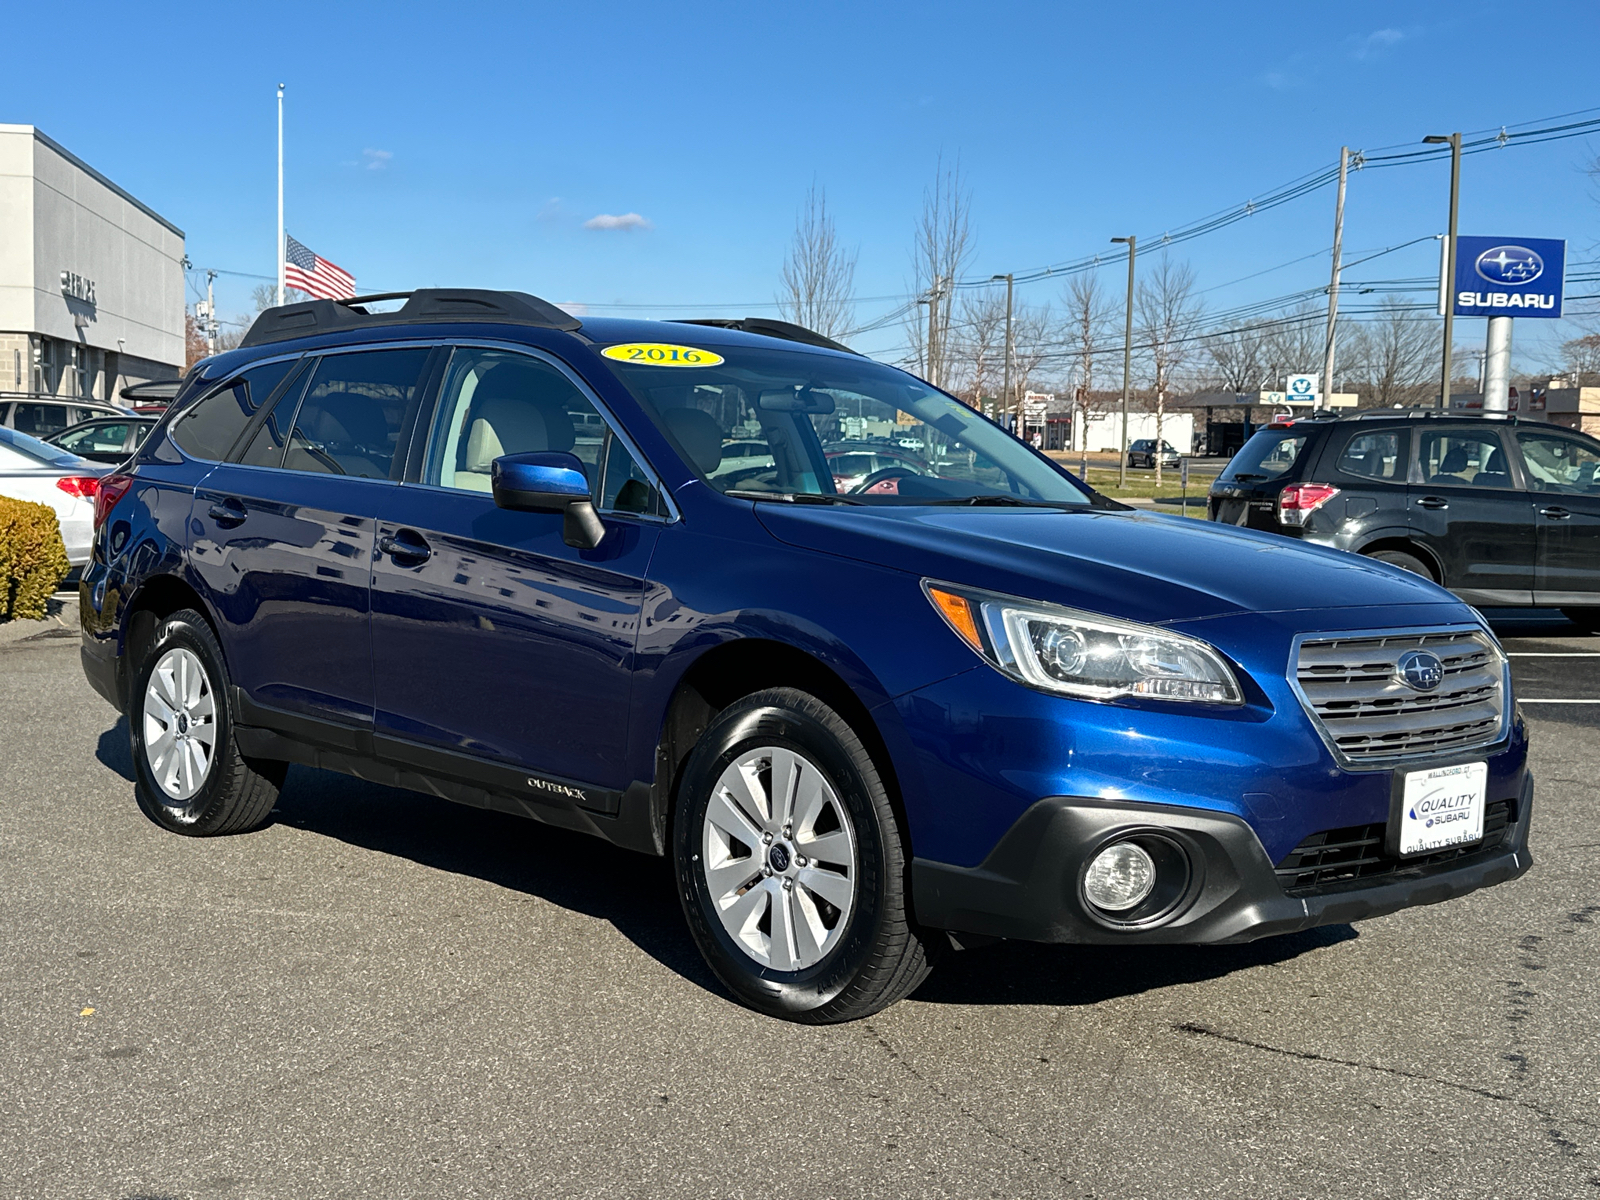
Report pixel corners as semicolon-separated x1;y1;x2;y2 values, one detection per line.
454;364;579;493
288;391;393;478
1430;445;1472;484
662;408;724;474
1473;446;1511;488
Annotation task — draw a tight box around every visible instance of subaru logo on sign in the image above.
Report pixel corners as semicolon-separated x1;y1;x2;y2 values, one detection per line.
1475;245;1544;285
1396;650;1445;692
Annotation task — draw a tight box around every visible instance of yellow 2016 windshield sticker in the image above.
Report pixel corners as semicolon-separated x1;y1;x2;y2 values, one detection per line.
601;343;725;368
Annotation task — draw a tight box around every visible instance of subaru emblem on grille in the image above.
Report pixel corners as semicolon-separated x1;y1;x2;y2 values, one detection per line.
1396;649;1445;692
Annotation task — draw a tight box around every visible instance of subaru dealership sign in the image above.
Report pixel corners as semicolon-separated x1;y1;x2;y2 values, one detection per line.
1452;235;1565;318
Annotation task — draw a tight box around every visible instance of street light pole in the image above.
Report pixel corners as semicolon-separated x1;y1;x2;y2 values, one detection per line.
1424;132;1462;410
1112;236;1136;488
992;274;1014;431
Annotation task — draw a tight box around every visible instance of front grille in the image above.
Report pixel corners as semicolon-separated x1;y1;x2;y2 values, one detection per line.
1293;628;1506;764
1274;798;1515;895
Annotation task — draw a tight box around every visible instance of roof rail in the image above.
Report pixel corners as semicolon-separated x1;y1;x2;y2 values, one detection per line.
1351;407;1514;420
238;288;582;348
672;317;860;355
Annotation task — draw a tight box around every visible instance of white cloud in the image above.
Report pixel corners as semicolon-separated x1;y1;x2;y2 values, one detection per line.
363;148;393;170
583;212;652;231
1355;28;1404;59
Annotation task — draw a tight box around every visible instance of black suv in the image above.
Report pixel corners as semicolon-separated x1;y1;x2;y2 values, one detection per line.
1208;411;1600;625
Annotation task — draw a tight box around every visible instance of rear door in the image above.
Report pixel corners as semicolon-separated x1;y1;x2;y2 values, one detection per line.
1512;427;1600;604
370;344;665;800
1322;425;1411;546
1408;425;1535;605
189;346;433;733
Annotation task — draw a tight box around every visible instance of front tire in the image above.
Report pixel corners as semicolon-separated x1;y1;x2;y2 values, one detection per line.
129;609;285;836
673;688;938;1023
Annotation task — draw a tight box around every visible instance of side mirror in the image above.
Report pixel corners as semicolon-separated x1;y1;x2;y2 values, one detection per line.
491;452;605;549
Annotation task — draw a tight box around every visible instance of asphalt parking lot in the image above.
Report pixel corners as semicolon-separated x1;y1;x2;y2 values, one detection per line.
1;604;1595;1199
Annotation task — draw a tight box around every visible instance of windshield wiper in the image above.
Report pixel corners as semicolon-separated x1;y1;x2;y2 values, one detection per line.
923;494;1081;508
725;489;866;505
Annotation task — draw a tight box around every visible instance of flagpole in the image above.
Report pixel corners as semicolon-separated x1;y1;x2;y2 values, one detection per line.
276;83;285;307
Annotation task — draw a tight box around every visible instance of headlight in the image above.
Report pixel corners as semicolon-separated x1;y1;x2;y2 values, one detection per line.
923;580;1243;704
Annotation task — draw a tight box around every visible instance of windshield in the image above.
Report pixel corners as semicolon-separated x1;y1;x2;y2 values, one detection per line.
1222;429;1309;482
596;340;1090;506
0;425;82;468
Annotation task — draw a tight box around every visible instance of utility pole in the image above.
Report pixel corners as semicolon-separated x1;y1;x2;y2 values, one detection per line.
205;269;217;355
1112;236;1136;488
1320;146;1349;411
1423;132;1462;410
276;84;286;307
924;276;943;389
992;274;1014;431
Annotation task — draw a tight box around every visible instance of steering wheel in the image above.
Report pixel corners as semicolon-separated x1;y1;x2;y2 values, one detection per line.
850;466;921;495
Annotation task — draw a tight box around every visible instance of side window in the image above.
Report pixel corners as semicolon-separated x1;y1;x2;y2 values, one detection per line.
1418;429;1512;489
171;358;297;462
426;348;656;513
58;422;130;454
280;349;429;479
1516;431;1600;494
1335;430;1408;481
12;403;73;437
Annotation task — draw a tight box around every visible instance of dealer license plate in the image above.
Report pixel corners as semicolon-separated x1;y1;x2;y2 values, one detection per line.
1398;762;1487;857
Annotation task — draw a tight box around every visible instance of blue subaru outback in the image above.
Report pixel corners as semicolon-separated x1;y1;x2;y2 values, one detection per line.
79;290;1533;1022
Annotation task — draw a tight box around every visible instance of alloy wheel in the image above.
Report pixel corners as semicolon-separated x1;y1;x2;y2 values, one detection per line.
701;745;858;972
142;647;217;806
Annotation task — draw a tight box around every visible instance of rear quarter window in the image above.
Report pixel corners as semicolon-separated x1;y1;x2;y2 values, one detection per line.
1222;430;1311;482
1333;430;1409;481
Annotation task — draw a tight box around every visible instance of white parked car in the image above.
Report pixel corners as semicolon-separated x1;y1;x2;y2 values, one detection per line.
0;426;109;565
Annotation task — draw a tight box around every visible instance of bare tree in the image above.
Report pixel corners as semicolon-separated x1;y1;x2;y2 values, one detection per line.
1064;274;1113;457
1010;304;1055;431
1561;333;1600;386
948;289;1008;410
904;155;974;389
1136;256;1203;484
1347;299;1436;407
1205;320;1270;394
1260;301;1327;384
217;283;310;351
777;182;857;341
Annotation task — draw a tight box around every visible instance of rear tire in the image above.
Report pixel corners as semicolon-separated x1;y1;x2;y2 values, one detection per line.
673;688;938;1023
1561;607;1600;633
1364;549;1434;581
129;609;285;836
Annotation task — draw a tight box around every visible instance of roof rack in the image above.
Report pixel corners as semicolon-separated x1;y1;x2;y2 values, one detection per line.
239;289;582;348
672;317;860;356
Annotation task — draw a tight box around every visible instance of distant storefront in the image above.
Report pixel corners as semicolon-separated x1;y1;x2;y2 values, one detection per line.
0;125;185;403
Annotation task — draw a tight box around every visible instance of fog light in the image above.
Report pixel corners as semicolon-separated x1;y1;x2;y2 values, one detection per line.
1083;842;1156;912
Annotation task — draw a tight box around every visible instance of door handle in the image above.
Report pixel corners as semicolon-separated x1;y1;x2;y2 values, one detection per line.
1540;506;1572;520
207;499;246;526
378;531;431;564
1416;496;1449;511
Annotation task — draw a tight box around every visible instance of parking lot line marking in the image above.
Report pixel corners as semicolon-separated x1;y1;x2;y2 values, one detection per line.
1507;652;1600;657
1519;699;1600;704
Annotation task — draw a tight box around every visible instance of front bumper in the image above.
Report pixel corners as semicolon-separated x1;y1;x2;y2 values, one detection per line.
911;771;1533;944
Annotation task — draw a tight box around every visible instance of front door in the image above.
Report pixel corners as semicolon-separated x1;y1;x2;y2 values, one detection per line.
1408;426;1536;605
1513;427;1600;604
370;346;665;799
190;346;433;731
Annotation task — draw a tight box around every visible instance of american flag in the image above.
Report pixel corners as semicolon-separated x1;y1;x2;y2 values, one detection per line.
283;234;356;301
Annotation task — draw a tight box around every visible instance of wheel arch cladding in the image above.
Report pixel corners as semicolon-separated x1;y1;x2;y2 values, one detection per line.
125;576;223;696
652;637;908;852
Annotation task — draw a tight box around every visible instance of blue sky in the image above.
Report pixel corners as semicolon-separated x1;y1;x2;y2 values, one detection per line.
5;0;1598;372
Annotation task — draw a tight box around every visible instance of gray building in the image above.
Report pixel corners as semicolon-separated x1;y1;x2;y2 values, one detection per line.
0;124;185;404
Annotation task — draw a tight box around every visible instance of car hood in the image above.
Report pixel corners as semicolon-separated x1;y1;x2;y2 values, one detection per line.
754;504;1456;625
